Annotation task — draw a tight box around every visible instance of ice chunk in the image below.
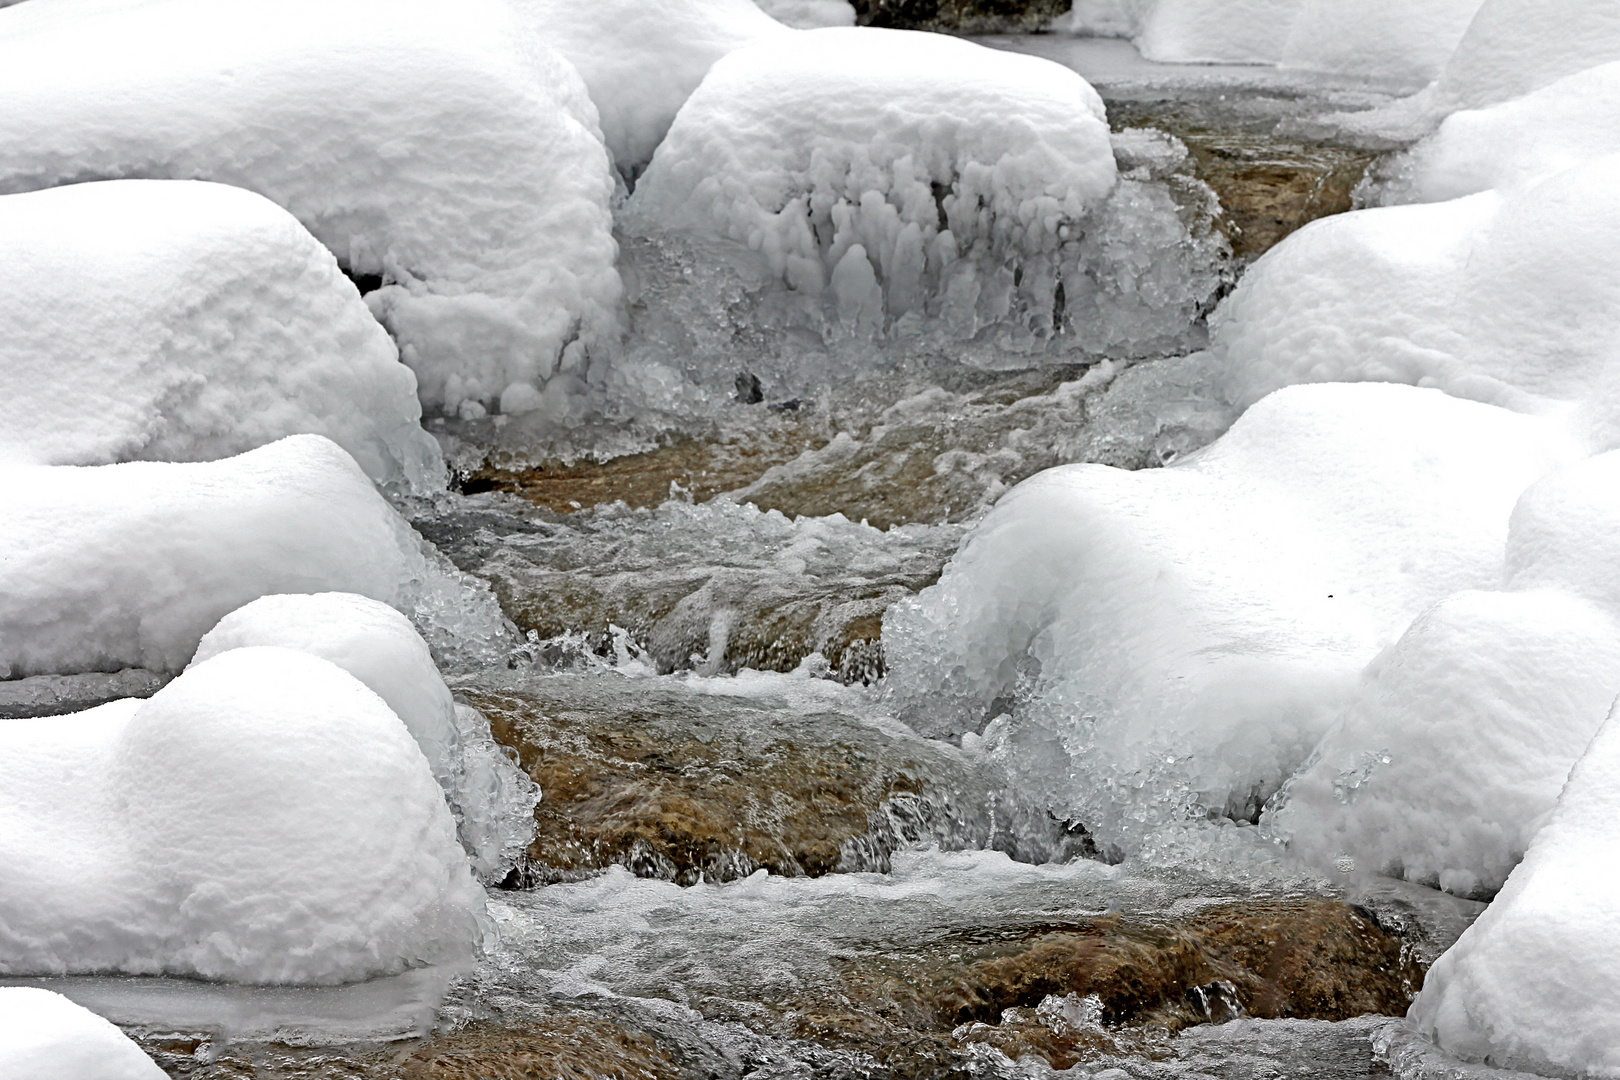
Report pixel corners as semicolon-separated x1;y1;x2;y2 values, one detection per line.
0;647;485;984
883;383;1580;850
0;180;440;495
1410;698;1620;1076
0;987;164;1080
0;435;507;680
1435;0;1620;110
0;0;620;415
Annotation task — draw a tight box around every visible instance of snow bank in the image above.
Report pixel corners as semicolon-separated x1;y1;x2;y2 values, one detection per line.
753;0;854;29
0;988;164;1080
516;0;786;176
628;26;1117;339
0;435;506;680
1411;699;1620;1077
883;383;1579;849
0;180;440;494
0;648;485;983
1435;0;1620;110
0;0;620;415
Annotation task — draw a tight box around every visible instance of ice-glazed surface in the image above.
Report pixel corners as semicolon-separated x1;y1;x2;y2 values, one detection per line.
0;987;165;1080
516;0;786;177
883;383;1581;851
0;0;619;415
0;180;441;494
0;648;485;984
1411;700;1620;1077
0;435;509;679
1434;0;1620;110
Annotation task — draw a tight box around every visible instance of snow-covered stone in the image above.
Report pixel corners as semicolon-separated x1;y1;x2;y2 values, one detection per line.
0;988;164;1080
0;0;620;415
883;383;1580;849
1411;698;1620;1077
628;26;1117;338
0;179;440;494
1434;0;1620;110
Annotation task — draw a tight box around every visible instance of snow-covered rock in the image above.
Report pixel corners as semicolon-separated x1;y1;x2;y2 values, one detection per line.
1434;0;1620;110
753;0;855;29
883;383;1580;849
628;26;1117;338
0;0;620;415
0;988;164;1080
0;180;440;494
0;435;506;680
0;647;485;984
1410;697;1620;1076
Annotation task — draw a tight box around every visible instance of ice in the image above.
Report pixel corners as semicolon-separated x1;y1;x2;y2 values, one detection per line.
0;435;509;680
0;987;164;1080
0;179;440;495
0;0;620;416
0;647;485;984
1409;697;1620;1077
883;383;1581;852
752;0;855;29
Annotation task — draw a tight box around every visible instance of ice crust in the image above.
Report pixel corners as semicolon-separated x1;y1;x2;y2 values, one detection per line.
0;179;440;494
0;0;620;415
0;987;164;1079
0;435;508;680
883;383;1580;850
0;647;485;984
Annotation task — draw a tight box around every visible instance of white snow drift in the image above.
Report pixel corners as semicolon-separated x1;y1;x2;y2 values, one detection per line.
0;648;485;984
1431;0;1620;111
0;988;164;1080
0;0;620;414
0;180;440;493
884;383;1580;849
629;26;1117;339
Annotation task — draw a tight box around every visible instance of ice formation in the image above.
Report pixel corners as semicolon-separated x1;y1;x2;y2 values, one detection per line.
1432;0;1620;110
628;27;1118;341
883;383;1581;849
0;0;620;414
0;435;507;680
0;988;165;1080
1410;699;1620;1077
0;647;485;984
191;593;539;881
516;0;787;177
0;179;440;494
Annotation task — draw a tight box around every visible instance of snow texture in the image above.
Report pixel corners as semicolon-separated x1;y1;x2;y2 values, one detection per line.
0;0;620;415
628;27;1117;340
752;0;855;29
1435;0;1620;110
883;383;1581;849
0;179;440;495
1411;697;1620;1077
0;647;485;984
0;435;506;680
0;988;165;1080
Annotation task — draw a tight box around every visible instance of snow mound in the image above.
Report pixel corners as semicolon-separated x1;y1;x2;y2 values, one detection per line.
1435;0;1620;110
883;383;1580;850
0;435;508;680
516;0;786;177
753;0;855;29
0;988;164;1080
628;27;1117;339
0;0;620;415
0;180;440;494
1411;697;1620;1077
192;593;539;882
0;647;485;984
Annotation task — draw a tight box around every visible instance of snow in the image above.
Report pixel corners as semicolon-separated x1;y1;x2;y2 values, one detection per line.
1434;0;1620;110
0;988;165;1080
752;0;854;29
0;179;441;495
627;26;1117;338
0;647;485;984
0;435;507;680
1410;697;1620;1077
883;383;1581;850
0;0;620;415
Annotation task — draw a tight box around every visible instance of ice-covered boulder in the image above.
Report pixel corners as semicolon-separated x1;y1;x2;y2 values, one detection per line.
628;26;1117;338
883;383;1580;848
0;647;485;983
0;0;620;415
0;435;506;679
1434;0;1620;110
0;988;164;1080
0;179;440;494
1410;699;1620;1076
